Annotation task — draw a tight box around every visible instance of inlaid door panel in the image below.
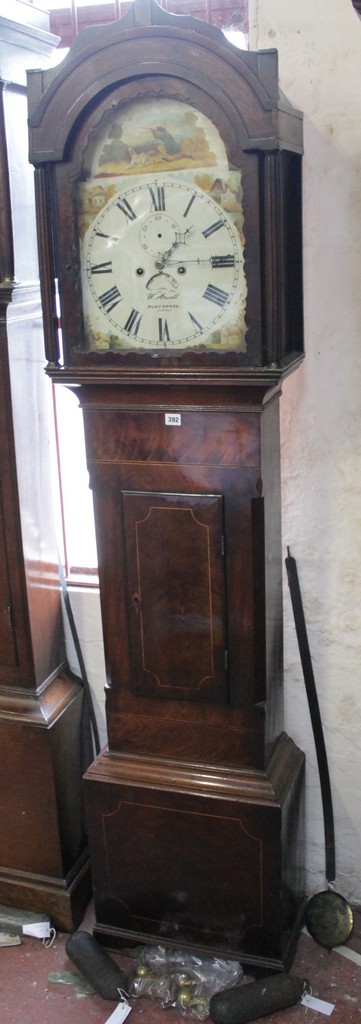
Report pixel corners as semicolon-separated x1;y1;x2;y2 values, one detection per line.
122;491;227;703
89;446;262;711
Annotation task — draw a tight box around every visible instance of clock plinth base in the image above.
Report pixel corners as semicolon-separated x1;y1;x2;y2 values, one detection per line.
0;854;91;934
0;671;92;932
84;733;305;971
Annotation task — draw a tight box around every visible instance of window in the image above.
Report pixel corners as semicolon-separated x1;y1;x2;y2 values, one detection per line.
54;384;99;582
44;0;248;49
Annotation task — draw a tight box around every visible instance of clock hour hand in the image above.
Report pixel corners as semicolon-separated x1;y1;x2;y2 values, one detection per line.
155;225;193;269
174;225;193;246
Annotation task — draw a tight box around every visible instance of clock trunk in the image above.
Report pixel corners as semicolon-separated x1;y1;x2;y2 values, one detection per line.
80;381;305;969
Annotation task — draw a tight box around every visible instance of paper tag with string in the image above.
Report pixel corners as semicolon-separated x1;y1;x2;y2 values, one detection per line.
105;991;132;1023
23;921;52;939
301;990;335;1015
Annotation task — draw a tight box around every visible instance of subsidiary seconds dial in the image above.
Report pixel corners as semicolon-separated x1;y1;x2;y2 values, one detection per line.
83;178;244;350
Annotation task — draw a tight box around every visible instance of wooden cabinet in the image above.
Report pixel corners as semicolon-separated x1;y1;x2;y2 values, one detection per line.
27;0;305;966
0;4;91;930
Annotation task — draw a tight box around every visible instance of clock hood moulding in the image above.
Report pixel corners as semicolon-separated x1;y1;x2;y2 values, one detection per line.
27;0;303;165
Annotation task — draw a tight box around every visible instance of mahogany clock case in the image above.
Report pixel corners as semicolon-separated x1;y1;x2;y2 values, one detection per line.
27;0;306;969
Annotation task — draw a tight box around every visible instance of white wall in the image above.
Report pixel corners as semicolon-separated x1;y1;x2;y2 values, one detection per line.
249;0;361;902
66;0;361;905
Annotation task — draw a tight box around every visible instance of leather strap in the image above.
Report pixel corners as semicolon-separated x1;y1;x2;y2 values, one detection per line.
285;548;335;883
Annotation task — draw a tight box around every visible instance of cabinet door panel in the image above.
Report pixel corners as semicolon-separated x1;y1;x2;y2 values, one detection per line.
122;491;227;703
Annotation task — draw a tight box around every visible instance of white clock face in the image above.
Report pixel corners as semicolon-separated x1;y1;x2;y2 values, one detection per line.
82;178;245;351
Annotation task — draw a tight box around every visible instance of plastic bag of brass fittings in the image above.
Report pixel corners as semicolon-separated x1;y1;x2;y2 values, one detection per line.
129;946;243;1019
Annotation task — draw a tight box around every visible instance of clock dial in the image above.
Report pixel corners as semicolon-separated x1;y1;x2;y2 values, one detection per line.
82;177;245;351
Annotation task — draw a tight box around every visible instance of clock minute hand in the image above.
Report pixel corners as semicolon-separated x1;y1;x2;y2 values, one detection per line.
164;254;237;267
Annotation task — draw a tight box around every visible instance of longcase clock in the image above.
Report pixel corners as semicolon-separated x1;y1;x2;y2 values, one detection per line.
0;2;91;931
28;0;305;970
